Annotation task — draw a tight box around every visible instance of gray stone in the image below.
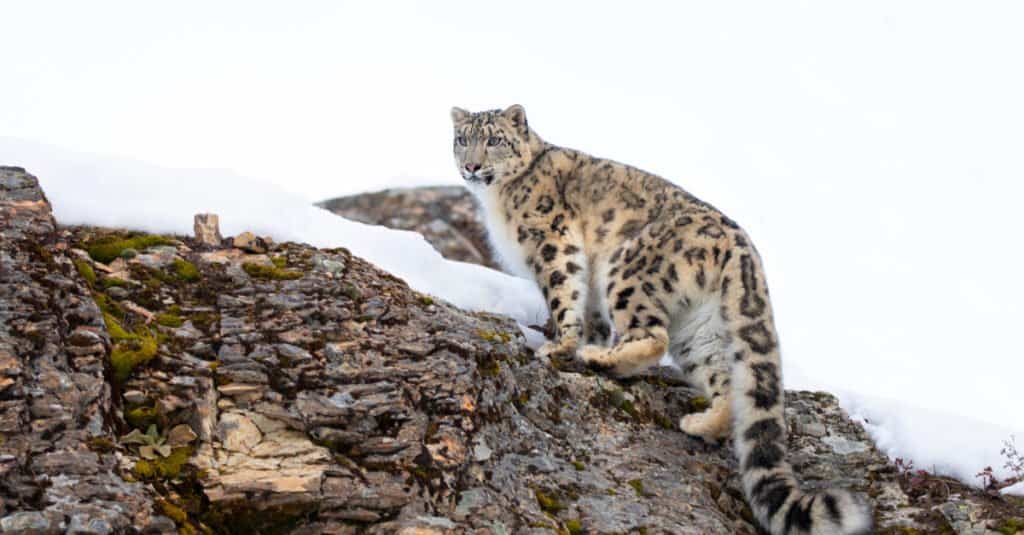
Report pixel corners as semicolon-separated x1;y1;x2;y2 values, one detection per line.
193;213;223;246
823;435;870;455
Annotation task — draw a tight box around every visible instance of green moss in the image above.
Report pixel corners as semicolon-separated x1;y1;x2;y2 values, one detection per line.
564;519;582;535
125;405;158;430
173;258;200;282
190;312;219;333
534;490;565;514
94;292;124;319
110;329;158;381
418;294;435;306
478;329;512;344
86;234;175;264
654;412;675;429
134;446;191;479
689;396;709;412
101;277;131;289
571;460;585;471
74;259;96;287
156;305;185;328
628;479;644;496
271;255;287;268
87;436;116;453
619;399;640;419
157;499;189;524
242;262;302;280
997;518;1024;535
155;312;184;328
103;312;133;341
477;356;501;377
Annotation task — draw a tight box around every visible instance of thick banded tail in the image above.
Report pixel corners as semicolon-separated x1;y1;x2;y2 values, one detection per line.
722;250;873;534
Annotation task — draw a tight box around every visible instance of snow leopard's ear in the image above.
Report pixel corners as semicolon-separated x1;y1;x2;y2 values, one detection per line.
501;104;527;133
451;107;471;124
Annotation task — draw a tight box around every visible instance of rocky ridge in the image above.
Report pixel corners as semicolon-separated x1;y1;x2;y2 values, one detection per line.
0;167;1021;534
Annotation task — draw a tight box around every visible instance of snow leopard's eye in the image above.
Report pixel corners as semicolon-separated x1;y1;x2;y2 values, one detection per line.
455;136;467;147
487;136;501;147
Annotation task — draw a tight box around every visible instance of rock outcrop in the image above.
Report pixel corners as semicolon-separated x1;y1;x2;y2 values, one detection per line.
1;167;1022;534
318;186;498;270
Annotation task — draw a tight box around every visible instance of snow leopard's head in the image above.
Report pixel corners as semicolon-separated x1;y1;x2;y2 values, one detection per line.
450;105;535;187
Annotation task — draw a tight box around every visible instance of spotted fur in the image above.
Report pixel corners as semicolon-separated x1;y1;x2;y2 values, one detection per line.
452;105;873;535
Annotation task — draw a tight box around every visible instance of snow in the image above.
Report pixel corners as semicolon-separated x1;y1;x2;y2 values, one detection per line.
4;135;1022;495
842;394;1023;493
0;136;548;334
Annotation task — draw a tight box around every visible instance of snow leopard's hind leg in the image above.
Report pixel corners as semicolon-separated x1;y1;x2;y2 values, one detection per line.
579;239;669;377
675;340;733;441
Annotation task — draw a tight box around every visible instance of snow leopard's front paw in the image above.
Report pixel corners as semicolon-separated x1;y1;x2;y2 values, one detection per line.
537;340;585;372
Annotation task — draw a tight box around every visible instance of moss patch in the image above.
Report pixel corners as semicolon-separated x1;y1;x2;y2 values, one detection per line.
173;258;200;282
101;277;131;289
87;436;116;453
74;259;96;287
242;262;302;280
271;255;288;268
564;519;583;535
94;292;125;319
997;518;1024;535
134;446;192;479
86;234;175;264
190;312;219;334
628;479;645;496
478;329;512;344
103;312;133;341
689;396;710;412
157;498;189;524
653;412;675;429
110;329;159;381
156;305;185;328
125;405;159;430
535;489;565;515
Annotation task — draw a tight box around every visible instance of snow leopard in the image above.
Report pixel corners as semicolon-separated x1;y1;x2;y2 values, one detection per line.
450;104;873;535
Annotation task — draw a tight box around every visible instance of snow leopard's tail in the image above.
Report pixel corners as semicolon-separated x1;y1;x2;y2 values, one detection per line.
722;250;873;535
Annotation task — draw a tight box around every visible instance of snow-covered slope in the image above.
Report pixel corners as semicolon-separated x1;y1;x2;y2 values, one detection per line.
0;136;548;334
1;136;1020;494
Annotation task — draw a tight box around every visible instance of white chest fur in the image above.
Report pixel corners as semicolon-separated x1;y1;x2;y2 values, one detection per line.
468;184;533;280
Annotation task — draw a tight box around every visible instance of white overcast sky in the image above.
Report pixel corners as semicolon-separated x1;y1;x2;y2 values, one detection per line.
2;1;1024;430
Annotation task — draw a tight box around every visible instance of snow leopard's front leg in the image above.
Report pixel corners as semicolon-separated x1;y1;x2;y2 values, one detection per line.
532;236;588;365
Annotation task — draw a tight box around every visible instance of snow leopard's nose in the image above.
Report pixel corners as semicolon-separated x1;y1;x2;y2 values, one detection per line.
465;163;481;173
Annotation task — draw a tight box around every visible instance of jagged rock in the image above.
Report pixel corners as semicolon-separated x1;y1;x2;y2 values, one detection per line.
193;213;223;246
231;231;268;254
0;167;162;532
2;168;1022;534
319;186;498;269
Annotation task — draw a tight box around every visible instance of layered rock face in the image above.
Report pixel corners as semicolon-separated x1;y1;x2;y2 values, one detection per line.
0;169;162;532
0;167;1021;534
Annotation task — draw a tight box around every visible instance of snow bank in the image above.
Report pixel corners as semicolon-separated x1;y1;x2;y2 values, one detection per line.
0;136;548;333
3;136;1022;495
841;393;1023;493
